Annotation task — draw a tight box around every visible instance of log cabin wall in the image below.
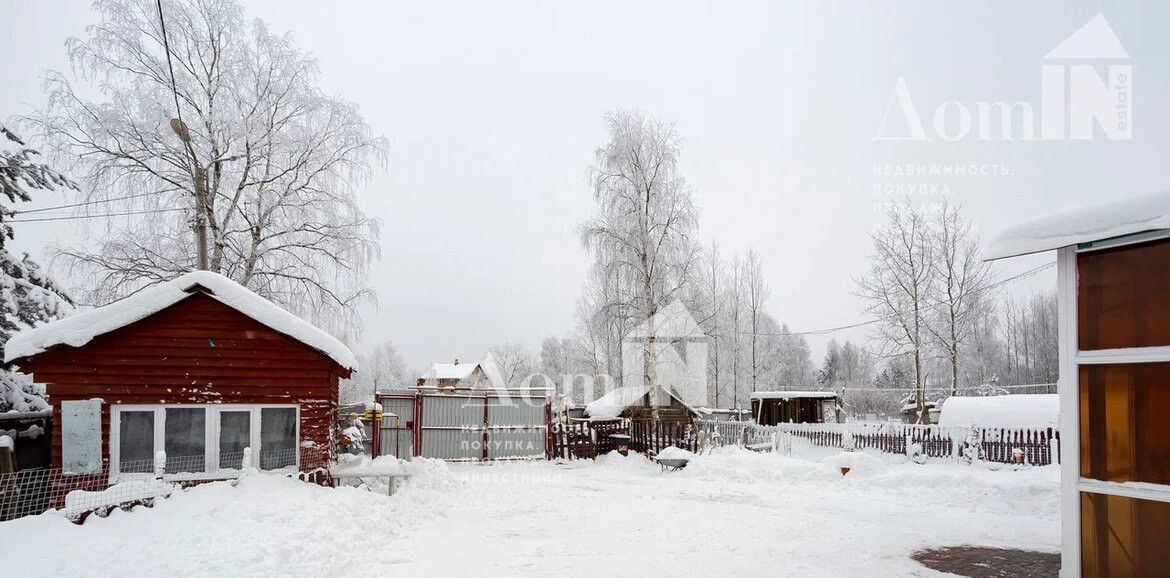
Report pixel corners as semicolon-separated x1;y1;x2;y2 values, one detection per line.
16;292;344;470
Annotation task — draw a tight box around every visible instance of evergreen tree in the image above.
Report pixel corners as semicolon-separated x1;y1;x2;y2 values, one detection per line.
0;126;75;412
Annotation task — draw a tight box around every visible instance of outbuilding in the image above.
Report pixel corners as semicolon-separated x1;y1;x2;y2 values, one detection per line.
750;391;840;425
5;271;356;481
987;190;1170;578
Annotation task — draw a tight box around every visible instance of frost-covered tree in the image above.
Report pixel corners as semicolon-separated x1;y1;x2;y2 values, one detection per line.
344;341;413;403
485;343;537;388
856;201;934;423
538;336;589;400
726;254;746;409
0;126;75;413
701;240;725;407
580;110;700;420
22;0;385;340
996;291;1059;385
744;249;770;393
927;200;992;396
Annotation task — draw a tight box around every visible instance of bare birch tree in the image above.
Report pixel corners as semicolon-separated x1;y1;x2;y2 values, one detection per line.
22;0;384;338
580;110;700;421
702;240;725;406
744;248;770;394
927;201;992;395
486;343;537;388
727;254;745;410
856;201;934;423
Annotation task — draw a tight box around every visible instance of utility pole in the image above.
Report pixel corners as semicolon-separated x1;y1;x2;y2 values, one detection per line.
170;118;209;270
193;164;209;270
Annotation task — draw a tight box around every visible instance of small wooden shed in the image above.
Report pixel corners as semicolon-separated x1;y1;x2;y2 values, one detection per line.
4;271;356;480
750;391;839;425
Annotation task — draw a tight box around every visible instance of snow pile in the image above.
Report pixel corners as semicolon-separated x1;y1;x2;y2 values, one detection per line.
0;434;12;450
815;451;887;478
938;394;1059;428
0;451;1058;576
62;480;175;517
867;464;1061;515
986;190;1170;260
330;455;407;477
5;461;457;576
683;445;821;484
4;270;356;370
654;445;694;461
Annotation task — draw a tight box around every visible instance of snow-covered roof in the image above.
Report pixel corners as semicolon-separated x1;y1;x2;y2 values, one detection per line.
750;391;837;400
985;190;1170;260
584;384;700;419
937;394;1059;429
424;362;481;380
4;270;357;371
585;385;649;419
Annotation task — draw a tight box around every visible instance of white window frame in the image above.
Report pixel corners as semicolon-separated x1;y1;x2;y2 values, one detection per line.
110;403;300;482
1060;236;1170;577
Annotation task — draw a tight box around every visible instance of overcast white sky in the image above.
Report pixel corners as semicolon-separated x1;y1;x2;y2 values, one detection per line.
2;1;1167;372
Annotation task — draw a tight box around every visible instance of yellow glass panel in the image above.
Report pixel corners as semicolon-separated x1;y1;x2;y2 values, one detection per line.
1080;364;1170;485
1078;239;1170;350
1081;492;1170;578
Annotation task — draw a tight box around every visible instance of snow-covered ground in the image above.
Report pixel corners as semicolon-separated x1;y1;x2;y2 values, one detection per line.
1;446;1059;577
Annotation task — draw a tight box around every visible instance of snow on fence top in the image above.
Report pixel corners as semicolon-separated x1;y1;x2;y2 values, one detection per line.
4;270;357;371
749;391;837;400
986;190;1170;260
937;394;1059;429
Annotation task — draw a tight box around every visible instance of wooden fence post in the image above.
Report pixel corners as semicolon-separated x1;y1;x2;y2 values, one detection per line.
1049;428;1060;465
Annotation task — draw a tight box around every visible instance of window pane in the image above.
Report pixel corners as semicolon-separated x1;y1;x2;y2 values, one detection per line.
165;408;206;473
1081;492;1170;578
1079;364;1170;484
260;408;297;470
1078;239;1170;350
219;411;251;470
119;410;155;473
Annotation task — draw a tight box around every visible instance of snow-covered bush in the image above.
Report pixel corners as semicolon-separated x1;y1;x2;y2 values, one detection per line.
906;442;927;465
960;426;984;465
340;416;368;455
840;430;856;452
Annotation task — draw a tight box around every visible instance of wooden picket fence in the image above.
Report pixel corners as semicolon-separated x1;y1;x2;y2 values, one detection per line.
551;419;698;459
629;420;698;455
696;420;1061;465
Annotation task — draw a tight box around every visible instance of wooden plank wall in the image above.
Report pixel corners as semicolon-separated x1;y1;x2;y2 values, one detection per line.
17;292;342;470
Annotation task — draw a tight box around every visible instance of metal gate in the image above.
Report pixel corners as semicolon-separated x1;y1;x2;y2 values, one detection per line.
375;391;550;461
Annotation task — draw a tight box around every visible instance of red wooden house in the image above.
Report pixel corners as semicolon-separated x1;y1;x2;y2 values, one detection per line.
4;271;356;480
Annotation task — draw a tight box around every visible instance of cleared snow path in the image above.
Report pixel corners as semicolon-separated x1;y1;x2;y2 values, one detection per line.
1;448;1059;577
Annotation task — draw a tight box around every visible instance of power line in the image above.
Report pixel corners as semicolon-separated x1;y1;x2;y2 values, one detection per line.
9;208;186;224
13;191;164;215
834;382;1056;394
156;0;184;129
737;261;1056;338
